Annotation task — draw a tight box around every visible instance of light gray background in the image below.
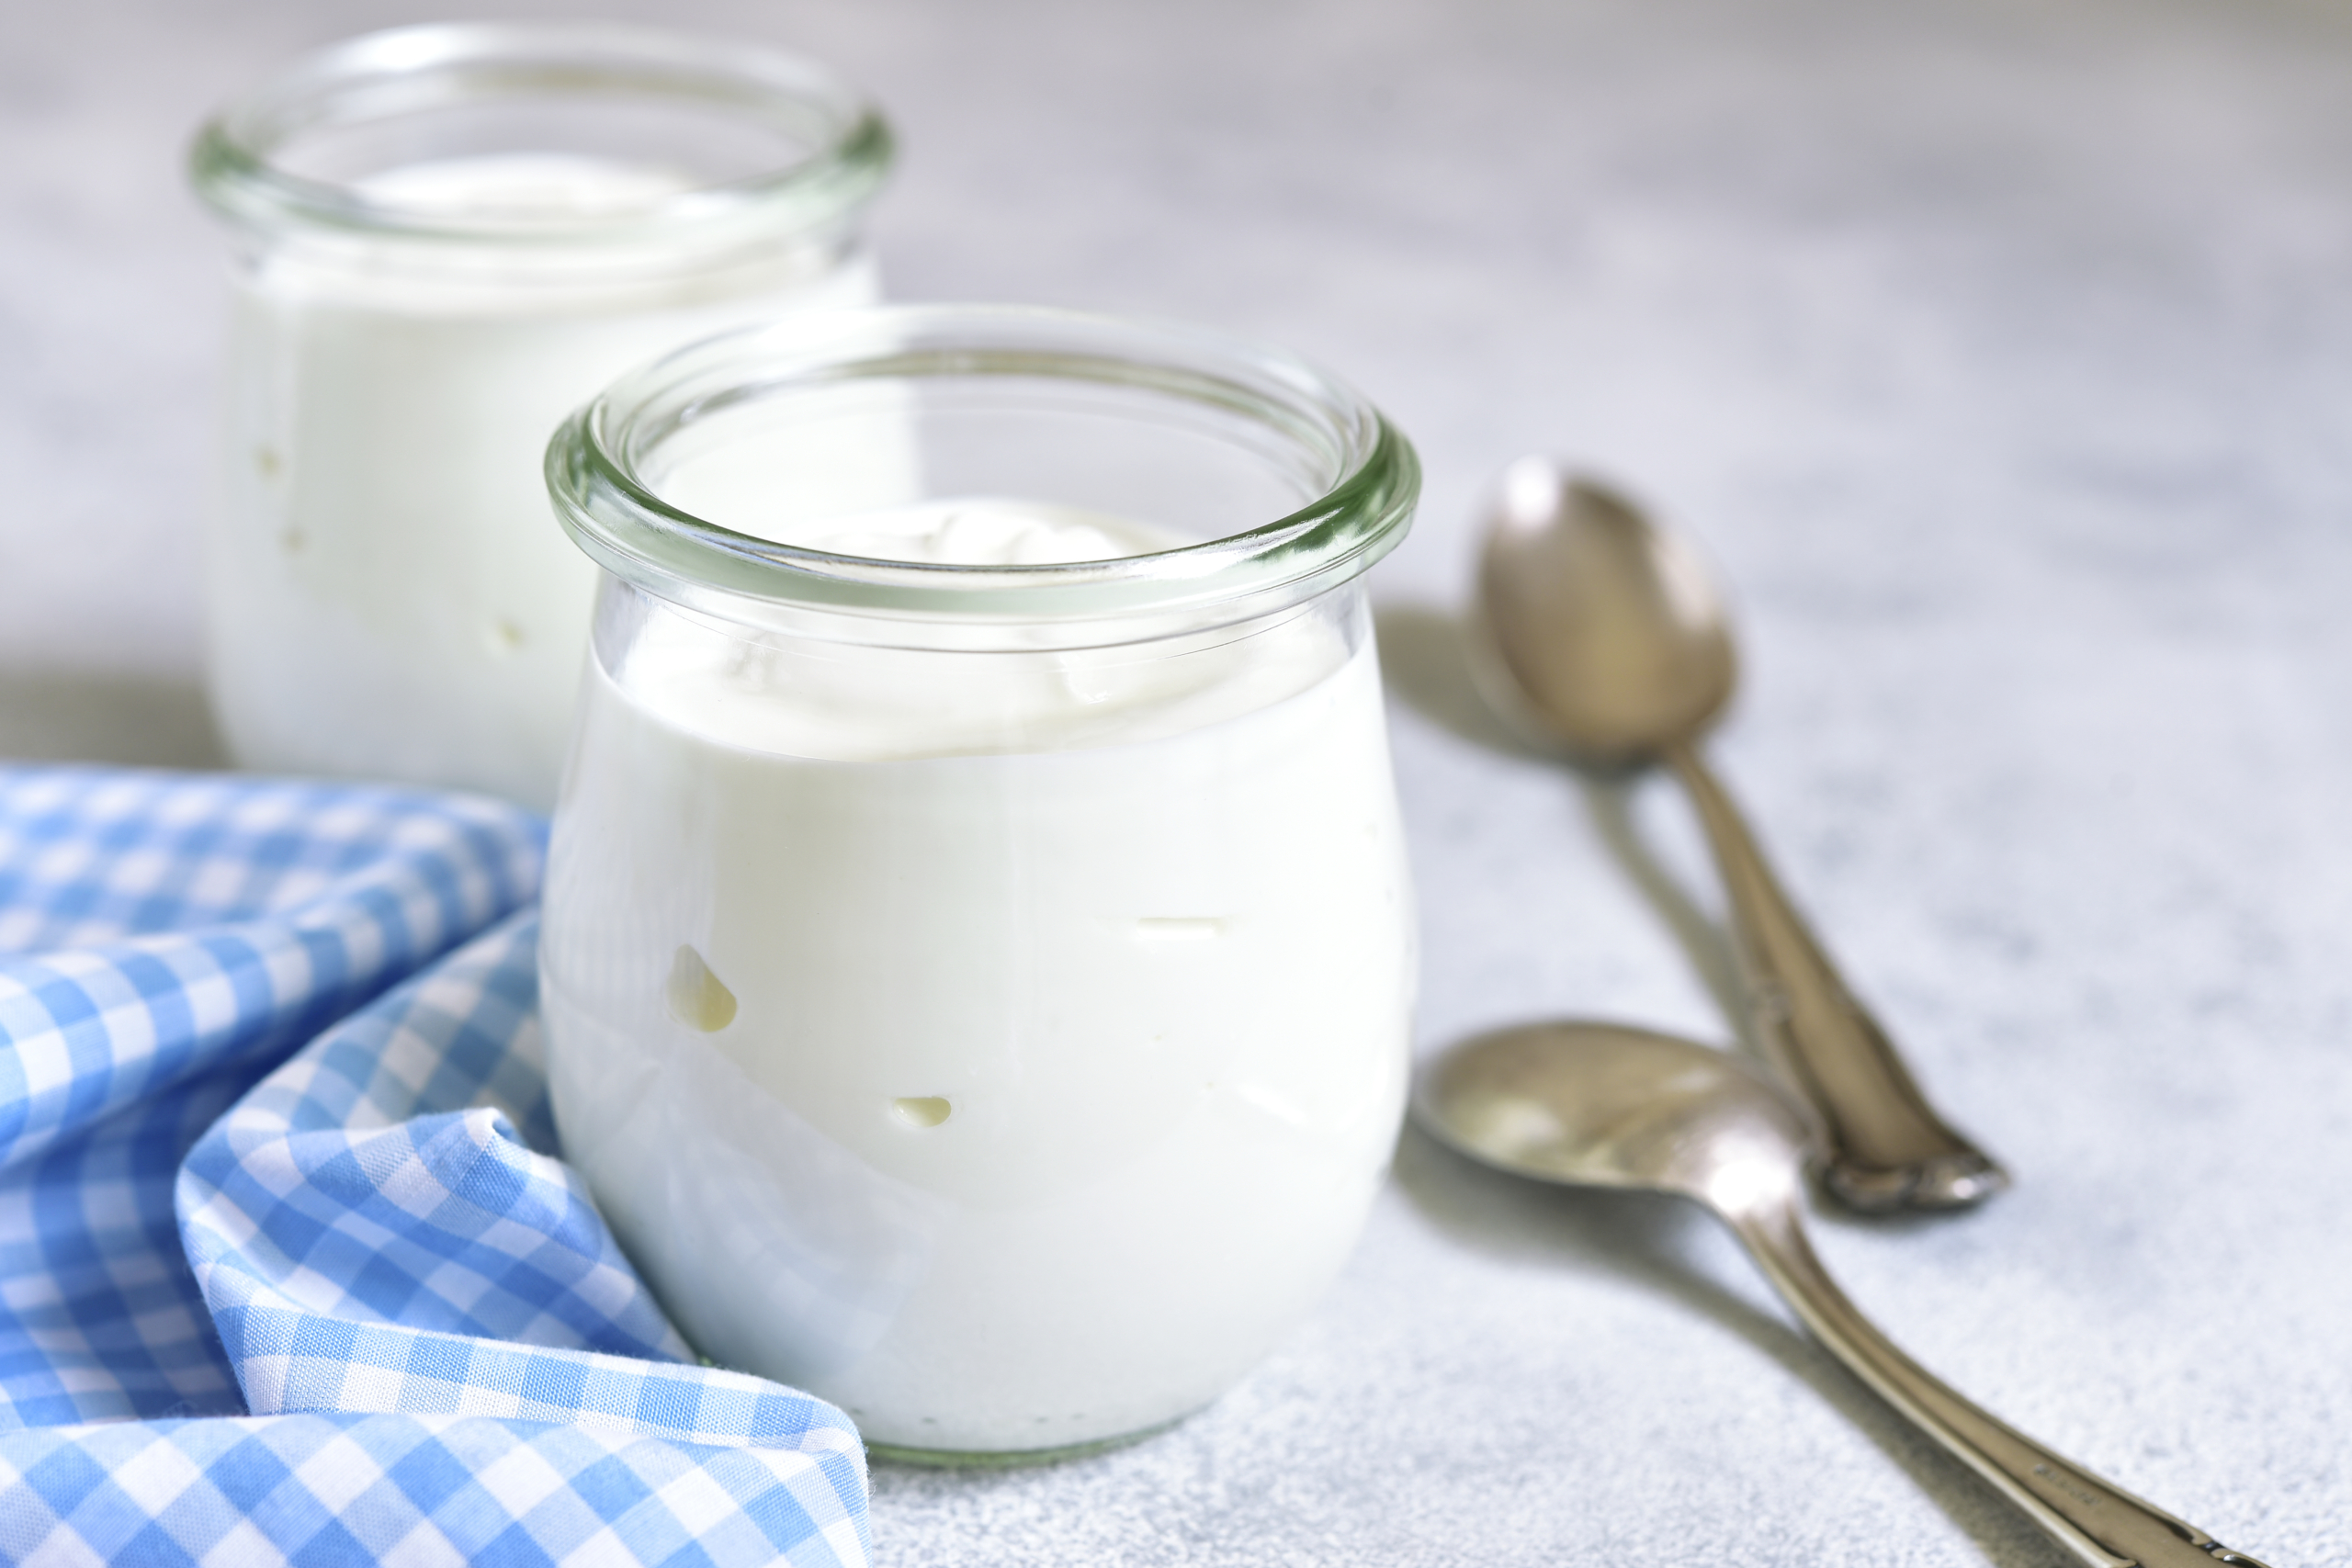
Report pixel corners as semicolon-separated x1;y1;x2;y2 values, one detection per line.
4;1;2348;1562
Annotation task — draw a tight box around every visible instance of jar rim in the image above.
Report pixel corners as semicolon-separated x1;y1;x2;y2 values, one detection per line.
188;21;892;248
544;304;1422;635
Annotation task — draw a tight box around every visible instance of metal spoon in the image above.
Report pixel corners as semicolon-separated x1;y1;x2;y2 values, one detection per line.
1474;457;2006;1212
1417;1021;2272;1568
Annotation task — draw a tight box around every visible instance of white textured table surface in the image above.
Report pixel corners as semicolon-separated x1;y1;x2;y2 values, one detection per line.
6;2;2349;1563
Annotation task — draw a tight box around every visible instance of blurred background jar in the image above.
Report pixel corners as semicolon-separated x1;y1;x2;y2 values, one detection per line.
539;305;1421;1460
189;22;892;808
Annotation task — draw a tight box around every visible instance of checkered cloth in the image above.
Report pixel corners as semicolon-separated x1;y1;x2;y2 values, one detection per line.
0;766;869;1566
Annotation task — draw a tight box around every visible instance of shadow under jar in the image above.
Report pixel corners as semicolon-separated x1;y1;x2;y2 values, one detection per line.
190;22;891;809
538;306;1422;1461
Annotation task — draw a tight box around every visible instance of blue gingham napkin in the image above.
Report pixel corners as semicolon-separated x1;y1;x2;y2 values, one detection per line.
0;766;868;1566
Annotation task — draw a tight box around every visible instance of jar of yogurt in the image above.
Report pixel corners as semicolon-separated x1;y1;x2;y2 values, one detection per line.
189;23;891;808
538;306;1421;1461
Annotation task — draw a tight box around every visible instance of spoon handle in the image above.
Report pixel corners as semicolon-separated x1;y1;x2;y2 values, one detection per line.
1665;741;2007;1212
1731;1201;2271;1568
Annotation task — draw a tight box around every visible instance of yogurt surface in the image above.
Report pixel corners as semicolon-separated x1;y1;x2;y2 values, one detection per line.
539;500;1415;1453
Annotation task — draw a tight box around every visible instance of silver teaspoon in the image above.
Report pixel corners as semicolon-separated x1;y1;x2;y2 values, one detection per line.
1474;457;2006;1213
1416;1021;2272;1568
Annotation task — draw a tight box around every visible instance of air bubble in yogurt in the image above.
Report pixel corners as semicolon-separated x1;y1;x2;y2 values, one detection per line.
665;945;737;1032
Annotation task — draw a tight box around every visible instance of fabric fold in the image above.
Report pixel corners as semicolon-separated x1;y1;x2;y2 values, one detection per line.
0;767;869;1567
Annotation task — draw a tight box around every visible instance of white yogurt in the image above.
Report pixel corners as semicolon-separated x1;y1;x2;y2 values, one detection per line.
539;500;1415;1454
208;153;877;809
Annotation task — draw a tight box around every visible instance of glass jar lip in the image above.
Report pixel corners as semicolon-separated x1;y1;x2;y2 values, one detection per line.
544;303;1422;634
188;21;892;248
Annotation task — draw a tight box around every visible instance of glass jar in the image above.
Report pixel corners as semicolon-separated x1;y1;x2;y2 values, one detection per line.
189;22;891;809
538;305;1421;1461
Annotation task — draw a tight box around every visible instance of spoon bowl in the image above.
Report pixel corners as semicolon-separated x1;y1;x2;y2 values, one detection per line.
1415;1021;2270;1568
1418;1021;1813;1216
1476;463;1735;766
